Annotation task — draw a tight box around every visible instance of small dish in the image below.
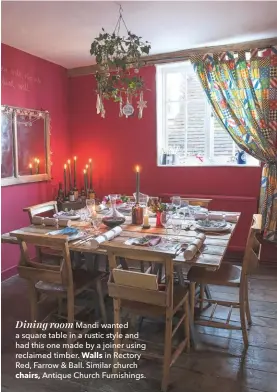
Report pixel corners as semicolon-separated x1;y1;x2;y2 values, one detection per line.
102;216;126;228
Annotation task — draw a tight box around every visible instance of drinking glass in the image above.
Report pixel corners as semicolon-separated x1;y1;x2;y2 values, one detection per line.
86;199;95;217
160;211;172;240
92;217;102;234
171;196;181;216
171;216;182;241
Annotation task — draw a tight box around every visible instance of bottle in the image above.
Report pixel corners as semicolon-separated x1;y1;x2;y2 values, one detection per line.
88;188;96;199
56;182;64;202
81;188;86;201
69;189;75;202
73;186;79;201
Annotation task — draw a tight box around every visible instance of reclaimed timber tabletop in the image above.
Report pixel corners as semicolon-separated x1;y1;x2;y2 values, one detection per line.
6;212;240;270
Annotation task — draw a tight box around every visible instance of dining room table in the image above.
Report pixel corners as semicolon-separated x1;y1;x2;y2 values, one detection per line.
3;208;240;348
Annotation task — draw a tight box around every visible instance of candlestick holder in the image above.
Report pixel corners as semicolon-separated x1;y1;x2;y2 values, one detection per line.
142;224;151;229
132;204;143;225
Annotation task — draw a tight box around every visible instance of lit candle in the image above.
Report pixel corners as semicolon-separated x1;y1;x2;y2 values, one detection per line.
64;164;67;196
85;164;89;190
143;208;149;227
29;163;33;175
83;169;87;193
67;159;72;190
73;156;77;187
135;165;140;204
89;159;92;189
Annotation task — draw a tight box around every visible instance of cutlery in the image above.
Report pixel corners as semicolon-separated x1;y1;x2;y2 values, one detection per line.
73;234;95;245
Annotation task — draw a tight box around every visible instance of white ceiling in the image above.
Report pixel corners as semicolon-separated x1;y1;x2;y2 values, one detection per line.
2;1;277;69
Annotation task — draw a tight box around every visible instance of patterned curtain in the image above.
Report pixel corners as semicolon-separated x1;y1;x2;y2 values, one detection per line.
191;47;277;241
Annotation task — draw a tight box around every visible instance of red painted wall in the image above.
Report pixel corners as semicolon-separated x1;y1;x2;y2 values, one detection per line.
68;66;262;252
68;66;262;197
1;44;70;278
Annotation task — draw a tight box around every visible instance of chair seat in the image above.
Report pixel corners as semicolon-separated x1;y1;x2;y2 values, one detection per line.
35;269;102;294
187;263;241;286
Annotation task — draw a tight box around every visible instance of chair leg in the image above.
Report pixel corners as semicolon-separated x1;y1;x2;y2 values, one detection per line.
28;282;38;333
67;290;75;354
245;279;252;326
239;283;249;348
112;299;121;374
189;282;195;321
199;284;204;311
96;278;107;324
184;296;190;353
161;308;173;392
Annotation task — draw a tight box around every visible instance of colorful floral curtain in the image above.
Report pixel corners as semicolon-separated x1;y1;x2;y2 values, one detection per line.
191;47;277;241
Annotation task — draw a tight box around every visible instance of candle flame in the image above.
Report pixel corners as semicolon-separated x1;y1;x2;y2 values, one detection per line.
29;163;32;168
89;158;92;163
64;164;67;169
83;169;86;174
86;164;89;169
37;159;40;163
136;165;140;172
67;159;71;164
74;156;77;160
34;158;37;162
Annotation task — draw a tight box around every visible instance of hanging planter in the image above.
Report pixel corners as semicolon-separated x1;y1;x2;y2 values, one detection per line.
90;6;151;119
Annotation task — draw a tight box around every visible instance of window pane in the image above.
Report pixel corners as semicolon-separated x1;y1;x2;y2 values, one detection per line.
166;101;185;157
213;116;237;157
166;72;186;102
17;115;46;176
1;111;14;178
187;100;206;156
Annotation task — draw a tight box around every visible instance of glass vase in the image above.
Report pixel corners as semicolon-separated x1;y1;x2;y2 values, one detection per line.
156;211;163;228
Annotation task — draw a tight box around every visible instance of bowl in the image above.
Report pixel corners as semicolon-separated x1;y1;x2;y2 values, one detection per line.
102;216;126;228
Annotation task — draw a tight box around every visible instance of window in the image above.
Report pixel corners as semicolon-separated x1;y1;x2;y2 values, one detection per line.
1;105;51;186
156;62;259;167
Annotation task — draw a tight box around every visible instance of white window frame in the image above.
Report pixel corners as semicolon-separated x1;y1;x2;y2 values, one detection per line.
156;62;260;167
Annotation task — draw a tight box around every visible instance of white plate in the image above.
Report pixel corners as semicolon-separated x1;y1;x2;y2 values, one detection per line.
195;222;231;232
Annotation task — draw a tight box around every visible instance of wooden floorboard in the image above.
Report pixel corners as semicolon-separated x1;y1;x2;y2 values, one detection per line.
2;264;277;392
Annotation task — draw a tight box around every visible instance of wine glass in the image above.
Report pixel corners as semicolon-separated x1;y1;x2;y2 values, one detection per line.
160;211;172;241
171;216;182;241
86;199;95;217
171;196;181;216
92;217;102;235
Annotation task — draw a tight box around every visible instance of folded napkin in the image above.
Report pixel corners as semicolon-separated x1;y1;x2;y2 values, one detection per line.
32;216;44;225
95;203;107;212
184;233;206;261
194;212;207;220
124;235;162;247
89;226;123;250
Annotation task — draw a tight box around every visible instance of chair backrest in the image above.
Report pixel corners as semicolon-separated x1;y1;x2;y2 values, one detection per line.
242;214;262;275
181;198;212;208
13;231;73;287
106;247;173;308
23;201;58;223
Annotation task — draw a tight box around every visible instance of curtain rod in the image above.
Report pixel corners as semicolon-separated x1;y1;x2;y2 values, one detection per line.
68;37;277;77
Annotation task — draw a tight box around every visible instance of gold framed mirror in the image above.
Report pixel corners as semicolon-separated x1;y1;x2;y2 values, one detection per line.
1;105;51;186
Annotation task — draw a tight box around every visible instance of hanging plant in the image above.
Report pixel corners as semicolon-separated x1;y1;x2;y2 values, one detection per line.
90;6;151;118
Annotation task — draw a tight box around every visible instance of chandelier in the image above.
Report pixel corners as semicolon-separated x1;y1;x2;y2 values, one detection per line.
90;5;151;119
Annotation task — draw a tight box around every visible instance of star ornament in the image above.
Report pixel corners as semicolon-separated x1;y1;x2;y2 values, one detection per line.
137;97;147;119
